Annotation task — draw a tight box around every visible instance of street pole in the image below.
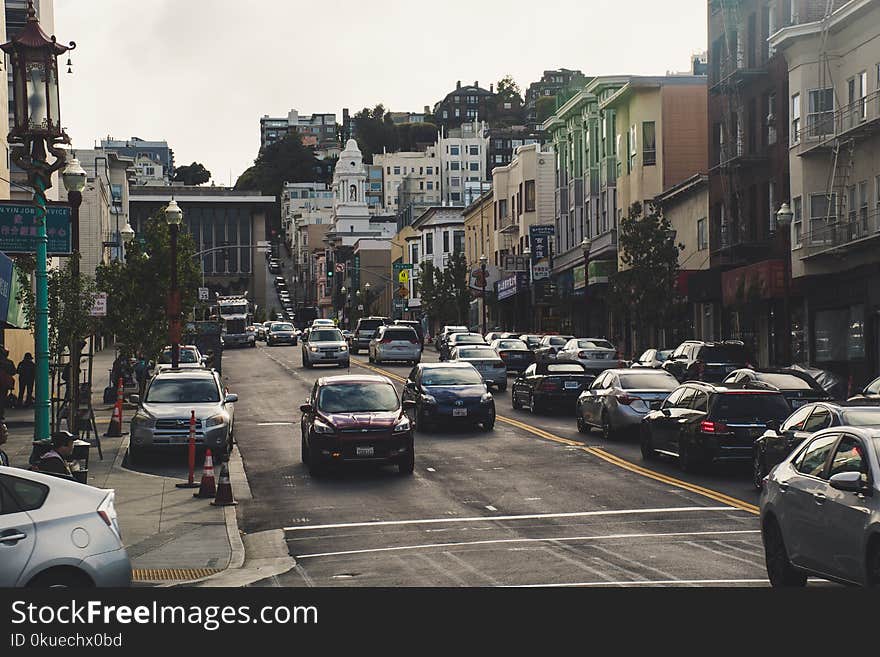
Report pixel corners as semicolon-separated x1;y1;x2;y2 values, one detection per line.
67;188;82;434
164;199;184;369
582;238;592;336
480;254;487;335
31;140;52;442
776;203;794;366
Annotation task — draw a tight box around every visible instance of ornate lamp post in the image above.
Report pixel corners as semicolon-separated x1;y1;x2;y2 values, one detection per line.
479;254;488;335
581;237;592;335
364;282;372;316
776;202;794;366
164;199;184;368
2;2;75;440
340;286;347;326
61;155;85;435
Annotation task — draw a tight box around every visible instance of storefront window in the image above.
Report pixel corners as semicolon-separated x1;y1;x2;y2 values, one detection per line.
814;305;864;362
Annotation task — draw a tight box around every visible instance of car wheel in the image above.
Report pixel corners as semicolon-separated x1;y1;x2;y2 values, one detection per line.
576;408;589;433
640;425;658;460
529;393;541;414
307;445;325;477
512;390;522;410
27;569;93;588
867;541;880;588
678;438;703;473
497;382;507;393
763;519;807;587
753;451;767;491
601;411;615;441
301;432;309;464
479;408;496;432
127;444;141;467
398;444;415;475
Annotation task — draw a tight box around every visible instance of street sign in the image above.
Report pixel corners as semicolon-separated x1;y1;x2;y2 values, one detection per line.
398;269;409;284
0;202;71;254
529;224;555;262
90;292;107;317
198;287;210;302
503;255;529;273
397;285;409;299
532;264;550;280
335;262;345;274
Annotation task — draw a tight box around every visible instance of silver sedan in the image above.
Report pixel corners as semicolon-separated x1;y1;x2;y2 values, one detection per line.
302;327;350;368
450;345;508;392
556;338;619;373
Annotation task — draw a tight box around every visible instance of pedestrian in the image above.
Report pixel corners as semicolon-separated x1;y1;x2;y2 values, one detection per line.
0;422;9;467
34;431;75;478
16;353;34;407
133;354;149;399
0;349;16;420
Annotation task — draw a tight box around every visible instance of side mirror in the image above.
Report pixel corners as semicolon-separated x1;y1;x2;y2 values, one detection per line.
405;380;416;388
225;393;239;404
403;400;417;409
130;394;140;405
829;471;868;494
765;419;781;433
300;403;313;414
661;408;671;416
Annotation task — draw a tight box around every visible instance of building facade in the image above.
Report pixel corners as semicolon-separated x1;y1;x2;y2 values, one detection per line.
437;120;490;206
260;109;338;155
525;69;587;131
433;81;495;131
373;148;440;213
100;137;174;186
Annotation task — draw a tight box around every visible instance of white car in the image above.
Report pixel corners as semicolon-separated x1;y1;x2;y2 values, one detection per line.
555;338;619;373
0;468;131;587
155;345;205;372
369;325;421;365
311;319;336;328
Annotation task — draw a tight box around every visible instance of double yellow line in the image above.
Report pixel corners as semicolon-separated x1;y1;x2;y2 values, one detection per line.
351;357;759;516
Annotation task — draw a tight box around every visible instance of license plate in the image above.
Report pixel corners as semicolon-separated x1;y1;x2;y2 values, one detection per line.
453;408;468;417
564;381;580;389
356;446;374;456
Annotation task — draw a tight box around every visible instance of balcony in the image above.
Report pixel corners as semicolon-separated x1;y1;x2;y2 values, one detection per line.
568;178;584;212
589;228;617;260
802;209;880;260
798;89;880;157
709;55;767;95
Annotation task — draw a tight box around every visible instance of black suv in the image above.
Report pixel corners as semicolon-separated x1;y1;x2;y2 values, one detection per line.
640;382;791;472
723;368;831;410
350;317;389;354
662;340;753;383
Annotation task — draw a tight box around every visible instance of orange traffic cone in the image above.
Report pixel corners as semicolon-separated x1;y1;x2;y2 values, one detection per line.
210;461;237;507
104;377;125;437
193;449;216;499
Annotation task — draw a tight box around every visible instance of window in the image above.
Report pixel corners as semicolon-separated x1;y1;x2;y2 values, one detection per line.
697;217;708;250
443;231;449;253
450;146;460;156
425;233;433;255
525;180;536;212
809;193;836;244
466;109;478;119
442;110;448;119
0;474;49;512
451;177;461;187
453;230;464;253
795;434;838;478
455;108;460;118
676;388;697;408
642;122;656;166
628;124;637;172
469;145;479;156
781;404;813;433
426;181;434;190
410;244;419;264
498;199;508;218
859;71;868;121
814;305;864;361
792;196;802;247
859;180;869;233
803;406;832;433
451;192;461;202
829;435;868;479
807;88;833;138
393;166;401;175
450;161;460;171
791;93;801;144
469;162;480;171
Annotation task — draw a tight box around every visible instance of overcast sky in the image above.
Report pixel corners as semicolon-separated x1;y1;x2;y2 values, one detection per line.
55;0;707;187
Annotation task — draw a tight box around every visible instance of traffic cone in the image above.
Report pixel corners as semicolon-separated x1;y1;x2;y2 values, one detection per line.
104;377;125;437
193;449;216;499
210;461;237;506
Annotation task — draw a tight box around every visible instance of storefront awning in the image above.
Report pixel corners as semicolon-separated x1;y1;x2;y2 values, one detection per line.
721;259;785;306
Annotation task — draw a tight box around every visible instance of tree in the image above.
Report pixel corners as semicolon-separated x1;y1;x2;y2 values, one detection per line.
443;252;471;324
610;201;684;350
173;162;211;186
535;95;557;124
416;255;471;330
234;131;319;198
353;105;398;163
491;74;526;127
95;210;202;360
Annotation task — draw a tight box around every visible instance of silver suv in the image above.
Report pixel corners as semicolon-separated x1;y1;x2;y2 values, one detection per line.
129;369;237;465
303;327;350;368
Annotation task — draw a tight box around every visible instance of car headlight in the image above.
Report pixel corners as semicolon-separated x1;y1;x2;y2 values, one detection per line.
481;393;493;404
339;345;348;351
422;394;437;405
309;346;319;353
205;414;227;428
313;418;334;434
393;416;411;433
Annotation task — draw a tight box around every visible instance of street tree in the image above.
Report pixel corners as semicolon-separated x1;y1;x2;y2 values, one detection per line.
610;201;684;350
491;74;525;126
234;131;319;198
443;251;471;325
173;162;211;186
535;96;557;124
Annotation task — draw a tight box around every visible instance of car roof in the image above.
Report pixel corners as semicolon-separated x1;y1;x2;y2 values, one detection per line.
419;362;477;369
153;368;216;379
605;368;673;375
317;374;392;386
678;381;783;393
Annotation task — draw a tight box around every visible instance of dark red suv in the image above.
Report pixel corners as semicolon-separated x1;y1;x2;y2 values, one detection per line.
300;375;415;476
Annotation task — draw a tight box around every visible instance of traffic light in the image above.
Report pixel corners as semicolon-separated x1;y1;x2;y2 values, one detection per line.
326;261;333;278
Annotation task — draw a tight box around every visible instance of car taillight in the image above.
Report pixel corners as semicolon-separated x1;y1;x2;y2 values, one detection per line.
409;339;419;344
700;420;730;434
578;351;588;358
97;492;121;539
499;352;509;359
615;393;636;405
538;380;559;391
380;338;392;344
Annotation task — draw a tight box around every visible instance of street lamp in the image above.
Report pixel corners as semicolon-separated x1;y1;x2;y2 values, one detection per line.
364;282;372;316
2;2;76;441
120;222;135;246
61;154;86;436
776;202;794;366
523;248;532;333
581;237;592;335
164;199;183;368
479;254;488;335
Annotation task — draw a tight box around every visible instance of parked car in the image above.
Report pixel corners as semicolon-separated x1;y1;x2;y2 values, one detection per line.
302;327;350;368
254;322;269;342
155;345;206;372
369;325;421;365
632;348;674;369
662;340;754;383
311;319;336;328
555;338;618;373
273;275;285;287
436;325;468;353
517;334;543;351
0;469;131;587
489;338;535;373
576;368;679;439
847;375;880;403
534;335;575;363
393;320;425;349
752;402;880;490
760;426;880;587
269;261;281;274
640;382;790;472
450;345;507;391
511;362;595;414
350;317;389;355
440;332;487;361
402;362;495;432
484;331;507;344
128;368;237;465
724;368;831;409
299;374;415;476
267;321;298;346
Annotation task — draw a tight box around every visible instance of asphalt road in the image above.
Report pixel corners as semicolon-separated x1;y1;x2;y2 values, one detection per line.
223;339;777;587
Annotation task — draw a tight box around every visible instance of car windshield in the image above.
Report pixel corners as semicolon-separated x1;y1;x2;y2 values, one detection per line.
711;393;791;420
548;336;571;346
757;373;814;390
657;350;674;361
421;368;483;386
146;378;220;403
453;335;485;344
618;372;678;389
545;363;586;373
576;339;614;349
842;409;880;425
271;323;294;331
317;383;399;413
498;340;527;350
701;345;749;362
457;348;498;359
159;348;198;364
311;329;343;342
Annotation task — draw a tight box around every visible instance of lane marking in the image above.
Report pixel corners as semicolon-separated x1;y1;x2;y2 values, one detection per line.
426;467;436;472
293;529;761;560
257;422;294;426
283;505;738;532
512;578;770;588
485;505;498;512
351;356;760;516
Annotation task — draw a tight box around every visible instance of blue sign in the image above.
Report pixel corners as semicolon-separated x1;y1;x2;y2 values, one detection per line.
529;224;555;263
0;251;13;322
496;272;527;301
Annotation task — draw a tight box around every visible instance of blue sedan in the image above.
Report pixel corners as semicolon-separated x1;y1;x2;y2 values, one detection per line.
401;362;495;432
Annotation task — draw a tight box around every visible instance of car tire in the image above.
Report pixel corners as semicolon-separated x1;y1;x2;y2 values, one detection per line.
479;408;496;432
530;393;543;415
300;432;309;464
512;390;522;410
601;411;615;441
640;425;658;460
678;438;704;473
763;519;807;587
753;451;767;491
576;409;589;434
127;444;141;467
398;445;415;475
497;382;507;393
27;568;93;589
307;446;325;477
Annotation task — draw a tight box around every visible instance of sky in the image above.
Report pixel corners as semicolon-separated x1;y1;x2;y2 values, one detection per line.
54;0;708;188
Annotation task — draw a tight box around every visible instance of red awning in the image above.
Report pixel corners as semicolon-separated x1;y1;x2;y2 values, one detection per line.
721;259;786;306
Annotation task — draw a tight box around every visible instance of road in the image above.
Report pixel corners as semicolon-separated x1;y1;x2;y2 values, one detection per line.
222;338;777;587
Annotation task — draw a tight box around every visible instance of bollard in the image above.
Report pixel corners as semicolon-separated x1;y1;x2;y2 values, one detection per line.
176;410;200;489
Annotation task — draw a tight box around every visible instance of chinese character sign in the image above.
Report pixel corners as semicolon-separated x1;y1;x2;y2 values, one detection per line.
0;202;72;254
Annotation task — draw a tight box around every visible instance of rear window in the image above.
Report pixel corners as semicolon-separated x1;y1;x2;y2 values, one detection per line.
756;373;814;390
546;363;587;373
271;323;294;331
618;372;678;389
421;368;483;386
711;393;791;420
382;329;416;341
548;337;568;346
458;348;498;359
576;339;614;349
358;320;384;332
311;329;343;342
842;409;880;426
699;345;750;362
497;340;527;350
453;335;485;344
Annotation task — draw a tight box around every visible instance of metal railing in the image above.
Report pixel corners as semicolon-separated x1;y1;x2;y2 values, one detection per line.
802;205;880;257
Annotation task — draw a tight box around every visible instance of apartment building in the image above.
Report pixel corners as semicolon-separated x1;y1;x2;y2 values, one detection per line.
488;127;547;171
433;81;495;131
374;148;440;213
101;137;174;186
365;164;384;212
260;109;338;152
771;0;880;385
437;120;490;206
463;191;496;330
525;69;587;131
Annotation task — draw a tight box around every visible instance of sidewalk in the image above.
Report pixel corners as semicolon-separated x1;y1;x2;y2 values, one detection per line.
2;346;241;586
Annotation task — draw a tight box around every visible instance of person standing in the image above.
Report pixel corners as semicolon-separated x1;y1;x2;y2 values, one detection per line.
0;349;16;420
0;422;9;467
16;353;34;407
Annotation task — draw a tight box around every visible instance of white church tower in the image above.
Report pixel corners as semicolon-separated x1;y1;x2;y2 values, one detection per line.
331;139;372;246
